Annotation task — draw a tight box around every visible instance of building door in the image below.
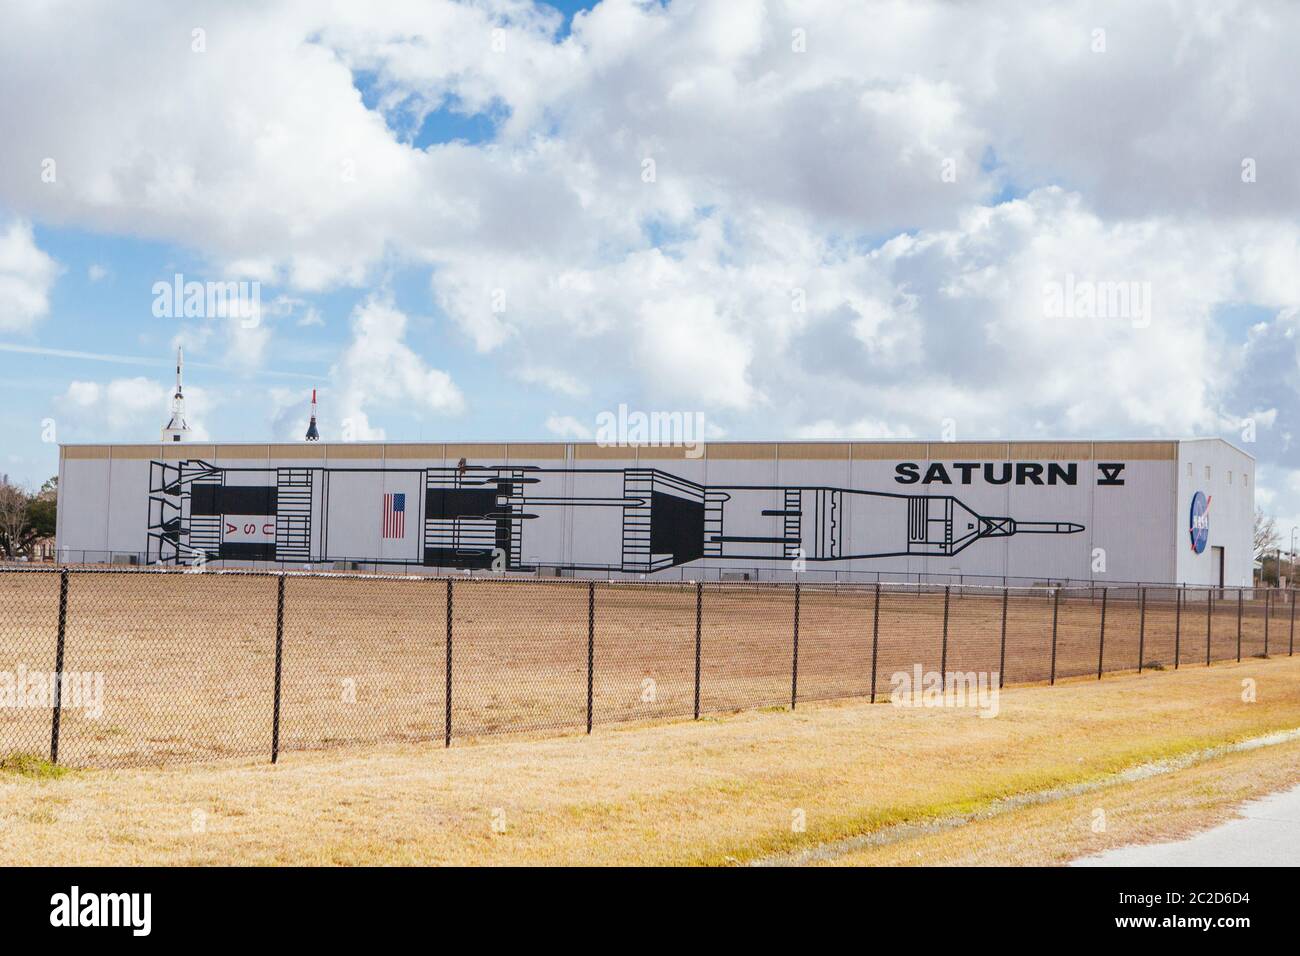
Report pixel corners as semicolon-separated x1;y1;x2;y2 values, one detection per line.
1211;546;1224;590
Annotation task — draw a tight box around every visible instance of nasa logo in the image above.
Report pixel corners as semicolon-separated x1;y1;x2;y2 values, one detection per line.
1188;490;1211;554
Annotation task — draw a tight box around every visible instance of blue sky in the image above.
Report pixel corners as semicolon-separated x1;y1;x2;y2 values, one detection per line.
0;221;598;468
1;0;1298;539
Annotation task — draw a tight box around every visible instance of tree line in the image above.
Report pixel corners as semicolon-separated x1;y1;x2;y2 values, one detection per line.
0;476;57;558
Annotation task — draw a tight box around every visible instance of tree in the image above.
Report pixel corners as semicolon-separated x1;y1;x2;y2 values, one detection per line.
0;475;57;557
27;476;57;541
1254;508;1279;560
0;475;30;558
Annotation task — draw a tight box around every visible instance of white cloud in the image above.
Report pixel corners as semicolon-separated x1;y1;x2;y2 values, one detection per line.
544;414;592;439
4;2;1300;513
223;317;272;371
332;295;463;439
635;293;757;410
2;2;1298;293
87;263;108;281
54;376;211;440
0;218;59;332
267;386;316;442
515;365;588;398
164;290;320;373
166;317;269;376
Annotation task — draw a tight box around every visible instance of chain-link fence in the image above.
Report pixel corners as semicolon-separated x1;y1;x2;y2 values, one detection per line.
1;567;1294;768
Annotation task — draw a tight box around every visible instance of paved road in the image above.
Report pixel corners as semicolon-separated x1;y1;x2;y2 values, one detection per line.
1073;782;1300;866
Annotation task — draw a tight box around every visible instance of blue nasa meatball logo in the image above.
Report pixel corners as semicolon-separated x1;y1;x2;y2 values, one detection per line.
1188;491;1211;554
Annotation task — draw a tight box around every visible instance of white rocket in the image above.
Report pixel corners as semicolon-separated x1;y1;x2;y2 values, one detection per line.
305;388;320;441
160;347;191;443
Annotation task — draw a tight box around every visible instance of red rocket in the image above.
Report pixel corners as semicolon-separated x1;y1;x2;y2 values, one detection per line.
305;389;320;441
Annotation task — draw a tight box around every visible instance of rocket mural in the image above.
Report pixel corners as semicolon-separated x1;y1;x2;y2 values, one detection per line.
146;460;1084;571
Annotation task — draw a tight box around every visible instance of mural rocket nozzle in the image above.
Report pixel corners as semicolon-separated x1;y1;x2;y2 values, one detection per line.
146;460;1086;572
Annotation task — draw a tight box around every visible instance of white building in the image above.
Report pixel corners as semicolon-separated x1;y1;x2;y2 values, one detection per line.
56;438;1254;586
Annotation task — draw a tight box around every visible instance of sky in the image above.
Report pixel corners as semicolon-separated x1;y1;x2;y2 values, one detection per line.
1;0;1298;537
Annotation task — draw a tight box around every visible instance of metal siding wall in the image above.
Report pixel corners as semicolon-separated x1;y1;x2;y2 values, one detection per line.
1079;460;1176;584
1002;462;1092;582
1175;440;1255;586
104;458;151;555
59;456;113;554
54;449;65;552
315;452;384;564
52;441;1252;584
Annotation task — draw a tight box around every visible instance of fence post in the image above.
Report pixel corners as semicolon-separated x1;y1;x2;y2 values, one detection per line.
1264;588;1270;657
693;582;702;720
1174;587;1181;669
870;582;881;702
940;586;950;685
271;573;285;764
998;587;1008;689
445;578;453;748
49;568;69;765
586;581;595;734
1049;588;1060;685
1236;588;1243;663
790;582;800;710
1097;587;1107;680
1206;590;1213;667
1137;587;1146;674
1291;589;1296;657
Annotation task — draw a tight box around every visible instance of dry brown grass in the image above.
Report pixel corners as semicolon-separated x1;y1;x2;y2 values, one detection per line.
2;655;1298;865
817;737;1300;866
2;571;1292;767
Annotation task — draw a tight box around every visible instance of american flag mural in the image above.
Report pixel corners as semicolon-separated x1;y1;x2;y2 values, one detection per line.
382;492;406;539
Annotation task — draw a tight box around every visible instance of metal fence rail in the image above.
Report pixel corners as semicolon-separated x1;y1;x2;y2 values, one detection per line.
0;567;1293;768
29;550;1257;591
